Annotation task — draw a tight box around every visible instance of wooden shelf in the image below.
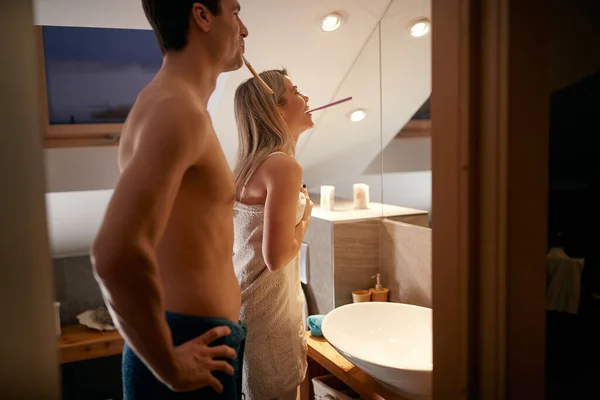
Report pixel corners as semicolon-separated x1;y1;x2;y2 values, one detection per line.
57;325;124;364
305;332;409;400
395;119;431;139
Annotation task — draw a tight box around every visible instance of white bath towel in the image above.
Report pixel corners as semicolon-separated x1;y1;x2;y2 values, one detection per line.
547;247;585;314
233;191;307;400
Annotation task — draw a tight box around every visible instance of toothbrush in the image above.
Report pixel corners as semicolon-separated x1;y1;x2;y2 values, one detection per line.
242;56;274;95
305;96;353;114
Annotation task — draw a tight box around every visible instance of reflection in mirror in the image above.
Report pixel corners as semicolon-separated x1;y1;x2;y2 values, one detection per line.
298;0;432;364
297;19;383;205
375;2;433;397
298;0;431;217
378;0;431;218
296;20;387;319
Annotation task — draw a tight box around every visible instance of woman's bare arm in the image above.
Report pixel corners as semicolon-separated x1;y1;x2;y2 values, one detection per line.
261;156;309;271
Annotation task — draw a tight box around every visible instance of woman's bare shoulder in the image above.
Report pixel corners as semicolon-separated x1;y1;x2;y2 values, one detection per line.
260;154;302;183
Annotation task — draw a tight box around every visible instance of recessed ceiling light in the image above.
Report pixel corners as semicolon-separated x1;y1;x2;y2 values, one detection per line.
409;18;430;37
321;13;343;32
349;109;366;122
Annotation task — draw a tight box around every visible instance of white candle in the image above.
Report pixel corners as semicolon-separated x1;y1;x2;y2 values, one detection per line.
320;185;335;211
353;183;370;209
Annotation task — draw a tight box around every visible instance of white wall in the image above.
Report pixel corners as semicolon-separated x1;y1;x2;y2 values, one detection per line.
366;137;431;174
44;147;120;192
45;190;113;257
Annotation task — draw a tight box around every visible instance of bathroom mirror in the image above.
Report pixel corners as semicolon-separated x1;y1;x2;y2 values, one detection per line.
293;6;388;314
297;20;384;205
297;0;431;218
375;0;432;311
378;0;432;216
296;0;433;315
295;8;386;216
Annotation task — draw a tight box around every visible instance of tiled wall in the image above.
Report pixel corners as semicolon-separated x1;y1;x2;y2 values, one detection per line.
379;219;432;308
333;220;381;308
302;217;334;315
303;216;432;314
53;255;106;326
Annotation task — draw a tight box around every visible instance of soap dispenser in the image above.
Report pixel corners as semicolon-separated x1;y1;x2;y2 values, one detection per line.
369;273;389;302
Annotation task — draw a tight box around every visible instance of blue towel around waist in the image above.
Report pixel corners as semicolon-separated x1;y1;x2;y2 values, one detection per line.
122;312;247;400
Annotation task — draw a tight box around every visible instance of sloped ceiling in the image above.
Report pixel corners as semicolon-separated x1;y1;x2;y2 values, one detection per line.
299;0;431;186
34;0;431;256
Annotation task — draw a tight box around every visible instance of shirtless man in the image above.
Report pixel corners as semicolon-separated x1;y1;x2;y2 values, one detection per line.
91;1;248;398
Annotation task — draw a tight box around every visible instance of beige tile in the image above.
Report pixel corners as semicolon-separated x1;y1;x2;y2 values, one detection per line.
303;212;432;315
386;214;430;228
380;219;432;308
333;220;381;306
302;217;335;314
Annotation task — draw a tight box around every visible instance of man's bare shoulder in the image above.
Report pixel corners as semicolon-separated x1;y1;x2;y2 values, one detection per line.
118;81;213;171
127;82;211;146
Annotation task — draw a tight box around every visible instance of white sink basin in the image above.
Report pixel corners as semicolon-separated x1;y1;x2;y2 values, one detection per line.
322;302;432;399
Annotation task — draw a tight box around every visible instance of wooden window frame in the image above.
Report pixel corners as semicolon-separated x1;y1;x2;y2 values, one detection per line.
35;26;121;148
395;119;431;139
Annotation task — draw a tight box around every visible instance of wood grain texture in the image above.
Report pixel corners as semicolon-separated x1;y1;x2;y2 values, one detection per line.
380;219;432;308
304;209;430;313
333;220;381;307
57;325;123;364
385;214;430;228
395;119;432;138
44;137;119;148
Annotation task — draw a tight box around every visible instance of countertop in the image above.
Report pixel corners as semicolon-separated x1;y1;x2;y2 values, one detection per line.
311;200;428;223
57;325;123;364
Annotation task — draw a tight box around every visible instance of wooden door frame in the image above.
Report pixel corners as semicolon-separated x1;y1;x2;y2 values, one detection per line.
432;0;549;398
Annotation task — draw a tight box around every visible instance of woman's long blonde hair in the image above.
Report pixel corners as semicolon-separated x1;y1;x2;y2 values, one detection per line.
233;68;297;194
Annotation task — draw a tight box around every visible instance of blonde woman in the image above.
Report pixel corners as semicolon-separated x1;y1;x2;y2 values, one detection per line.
232;69;314;400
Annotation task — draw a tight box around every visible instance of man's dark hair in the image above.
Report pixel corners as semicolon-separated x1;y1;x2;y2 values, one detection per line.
142;0;222;54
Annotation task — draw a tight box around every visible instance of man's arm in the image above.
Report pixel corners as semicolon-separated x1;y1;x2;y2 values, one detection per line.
91;101;204;384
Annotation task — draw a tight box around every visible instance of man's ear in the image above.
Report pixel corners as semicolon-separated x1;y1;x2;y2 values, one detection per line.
191;3;212;33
